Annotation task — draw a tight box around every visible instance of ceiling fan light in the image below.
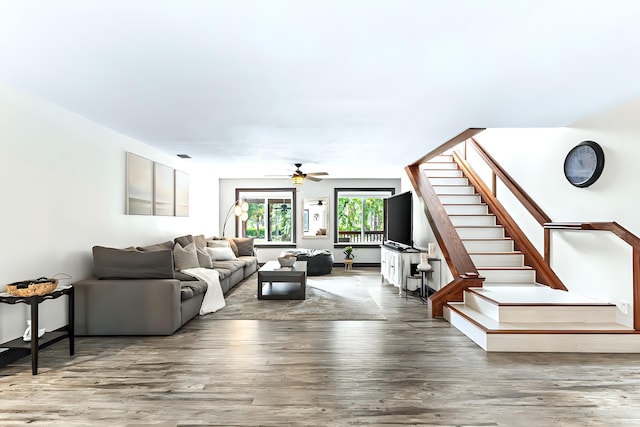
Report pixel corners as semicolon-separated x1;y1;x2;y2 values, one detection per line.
292;175;304;185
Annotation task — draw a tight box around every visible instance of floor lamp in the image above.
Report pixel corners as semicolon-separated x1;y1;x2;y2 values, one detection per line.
222;199;249;237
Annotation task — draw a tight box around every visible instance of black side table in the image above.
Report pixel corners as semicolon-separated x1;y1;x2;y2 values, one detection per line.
0;286;74;375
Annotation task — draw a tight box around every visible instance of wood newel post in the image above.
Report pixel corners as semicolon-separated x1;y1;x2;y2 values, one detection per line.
633;247;640;330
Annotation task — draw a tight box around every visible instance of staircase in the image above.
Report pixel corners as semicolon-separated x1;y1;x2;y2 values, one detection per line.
422;155;640;353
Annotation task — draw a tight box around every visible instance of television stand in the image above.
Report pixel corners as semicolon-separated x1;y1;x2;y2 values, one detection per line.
380;244;421;294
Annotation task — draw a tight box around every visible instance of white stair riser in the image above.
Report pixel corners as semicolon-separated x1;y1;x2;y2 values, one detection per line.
432;186;476;195
422;162;457;170
457;227;505;239
423;169;463;178
463;292;500;320
444;204;488;215
487;334;640;353
500;306;618;323
463;292;617;323
478;268;536;283
470;253;524;267
431;155;453;162
438;194;482;204
463;239;513;251
450;215;496;226
443;306;488;350
446;305;640;353
429;177;469;186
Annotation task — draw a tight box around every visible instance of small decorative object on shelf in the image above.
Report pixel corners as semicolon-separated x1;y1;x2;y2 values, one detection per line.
5;277;59;297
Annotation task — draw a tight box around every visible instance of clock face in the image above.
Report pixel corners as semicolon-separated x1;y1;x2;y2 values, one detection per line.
563;141;605;188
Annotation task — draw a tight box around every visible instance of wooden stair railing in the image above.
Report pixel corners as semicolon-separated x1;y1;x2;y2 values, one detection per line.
545;222;640;330
406;129;486;317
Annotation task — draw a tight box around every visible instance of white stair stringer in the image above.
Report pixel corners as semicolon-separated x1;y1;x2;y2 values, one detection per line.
422;156;638;353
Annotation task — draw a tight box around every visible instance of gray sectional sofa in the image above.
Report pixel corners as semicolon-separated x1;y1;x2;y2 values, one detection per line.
74;234;257;336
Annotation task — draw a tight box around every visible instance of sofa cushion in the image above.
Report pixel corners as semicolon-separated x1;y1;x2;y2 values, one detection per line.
193;235;207;250
196;247;213;268
137;240;174;252
206;247;236;261
92;246;174;279
174;271;198;281
232;237;255;256
225;238;239;257
180;280;208;301
211;260;246;279
206;239;230;248
174;234;194;247
174;242;199;270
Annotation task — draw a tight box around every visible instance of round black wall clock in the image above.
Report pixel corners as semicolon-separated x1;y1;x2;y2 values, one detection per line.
563;140;605;188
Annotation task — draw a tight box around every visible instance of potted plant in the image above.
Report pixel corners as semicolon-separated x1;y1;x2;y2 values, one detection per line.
343;246;355;260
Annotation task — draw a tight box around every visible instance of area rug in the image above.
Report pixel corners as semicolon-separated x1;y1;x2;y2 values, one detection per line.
207;270;387;321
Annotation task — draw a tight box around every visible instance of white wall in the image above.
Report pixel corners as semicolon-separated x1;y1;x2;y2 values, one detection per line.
219;177;401;264
473;111;640;326
0;84;219;344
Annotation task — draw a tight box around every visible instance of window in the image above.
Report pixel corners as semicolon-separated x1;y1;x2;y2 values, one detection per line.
334;188;394;245
236;188;296;244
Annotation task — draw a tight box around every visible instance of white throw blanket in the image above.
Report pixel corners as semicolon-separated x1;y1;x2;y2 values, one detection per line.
181;267;226;315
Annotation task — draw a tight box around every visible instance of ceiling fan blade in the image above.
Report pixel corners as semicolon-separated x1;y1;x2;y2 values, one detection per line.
306;176;323;182
306;172;328;176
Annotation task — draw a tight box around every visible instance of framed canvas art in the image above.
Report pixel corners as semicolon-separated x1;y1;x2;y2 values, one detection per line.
126;152;153;215
154;162;175;216
175;170;189;217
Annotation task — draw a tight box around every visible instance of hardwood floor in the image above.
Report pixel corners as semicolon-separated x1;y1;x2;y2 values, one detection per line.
2;268;640;426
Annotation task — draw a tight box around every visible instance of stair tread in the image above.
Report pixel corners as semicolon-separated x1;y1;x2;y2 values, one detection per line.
469;285;613;306
447;303;632;332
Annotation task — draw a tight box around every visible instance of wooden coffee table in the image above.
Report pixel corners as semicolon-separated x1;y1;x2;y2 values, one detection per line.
258;261;307;300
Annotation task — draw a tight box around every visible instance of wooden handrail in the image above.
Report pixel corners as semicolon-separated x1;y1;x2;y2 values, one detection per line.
407;128;485;167
468;138;551;225
454;152;566;291
545;222;640;248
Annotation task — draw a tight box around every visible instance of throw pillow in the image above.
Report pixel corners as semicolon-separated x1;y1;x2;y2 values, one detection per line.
193;235;207;250
92;246;174;279
136;240;174;252
205;246;236;261
224;238;239;257
173;242;200;270
206;239;231;248
232;237;255;256
196;247;213;268
174;234;194;248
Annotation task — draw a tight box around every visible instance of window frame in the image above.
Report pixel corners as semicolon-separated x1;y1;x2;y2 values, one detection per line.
333;187;395;248
235;188;297;247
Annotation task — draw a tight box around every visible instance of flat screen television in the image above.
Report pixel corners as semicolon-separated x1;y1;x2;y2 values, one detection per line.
384;191;413;249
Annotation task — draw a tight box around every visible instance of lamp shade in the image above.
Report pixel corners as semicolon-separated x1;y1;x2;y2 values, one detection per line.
292;175;304;185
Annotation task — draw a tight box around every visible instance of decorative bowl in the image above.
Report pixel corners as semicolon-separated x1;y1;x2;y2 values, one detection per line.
278;256;296;267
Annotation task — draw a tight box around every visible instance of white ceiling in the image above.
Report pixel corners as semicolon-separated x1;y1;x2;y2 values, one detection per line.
2;0;640;178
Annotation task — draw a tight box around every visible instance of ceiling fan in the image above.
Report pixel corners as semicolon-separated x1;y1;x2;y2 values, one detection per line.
290;163;328;184
268;163;329;184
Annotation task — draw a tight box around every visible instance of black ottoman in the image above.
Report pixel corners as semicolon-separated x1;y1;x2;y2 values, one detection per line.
282;249;334;276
